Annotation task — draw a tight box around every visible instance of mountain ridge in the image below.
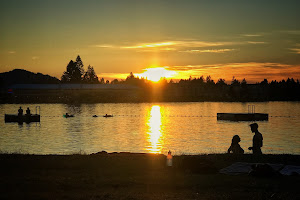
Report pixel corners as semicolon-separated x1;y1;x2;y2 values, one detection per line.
0;69;60;87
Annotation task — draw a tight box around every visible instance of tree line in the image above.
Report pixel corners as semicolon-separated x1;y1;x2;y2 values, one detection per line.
61;56;149;85
172;76;300;101
61;55;100;84
59;55;300;101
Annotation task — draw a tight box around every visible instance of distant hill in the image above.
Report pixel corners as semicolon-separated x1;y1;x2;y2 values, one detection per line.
0;69;60;87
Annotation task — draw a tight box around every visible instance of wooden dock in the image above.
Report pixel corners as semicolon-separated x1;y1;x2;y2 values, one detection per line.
5;114;40;123
217;113;268;121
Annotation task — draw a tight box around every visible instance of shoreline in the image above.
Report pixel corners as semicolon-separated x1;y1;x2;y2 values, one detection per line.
2;99;300;104
1;100;300;105
1;153;299;199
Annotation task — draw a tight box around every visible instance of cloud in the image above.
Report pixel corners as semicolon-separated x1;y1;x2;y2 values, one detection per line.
279;30;300;35
92;40;238;51
8;51;16;54
95;62;300;83
167;62;300;83
242;34;262;37
247;41;267;44
122;42;175;49
32;56;39;60
289;48;300;54
180;49;235;53
136;47;176;52
124;41;238;49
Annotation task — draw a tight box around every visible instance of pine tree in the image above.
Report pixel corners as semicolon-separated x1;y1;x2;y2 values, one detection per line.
61;55;85;83
76;55;84;75
100;78;105;84
83;65;99;83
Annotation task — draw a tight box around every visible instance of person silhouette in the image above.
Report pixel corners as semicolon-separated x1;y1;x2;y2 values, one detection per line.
248;123;263;155
228;135;244;154
26;107;31;116
18;107;23;117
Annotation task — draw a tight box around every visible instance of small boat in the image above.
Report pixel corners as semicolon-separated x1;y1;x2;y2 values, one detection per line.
103;114;113;118
5;114;40;123
92;115;98;117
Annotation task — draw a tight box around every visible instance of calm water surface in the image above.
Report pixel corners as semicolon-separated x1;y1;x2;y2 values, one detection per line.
0;102;299;155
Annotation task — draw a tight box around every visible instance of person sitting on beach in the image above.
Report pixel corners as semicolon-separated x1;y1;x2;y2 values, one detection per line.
18;107;23;117
228;135;244;154
248;123;263;155
26;107;31;116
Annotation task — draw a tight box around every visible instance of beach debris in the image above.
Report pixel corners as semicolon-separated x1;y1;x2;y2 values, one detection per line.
218;162;300;176
166;150;173;167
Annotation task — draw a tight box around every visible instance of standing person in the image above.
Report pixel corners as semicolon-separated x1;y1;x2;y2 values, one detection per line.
248;123;263;155
228;135;244;154
18;107;23;117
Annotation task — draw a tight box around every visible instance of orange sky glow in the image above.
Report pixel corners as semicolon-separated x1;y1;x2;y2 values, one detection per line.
1;1;300;83
99;62;300;83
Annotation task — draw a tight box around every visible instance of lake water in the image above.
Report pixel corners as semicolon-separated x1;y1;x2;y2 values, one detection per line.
0;102;300;155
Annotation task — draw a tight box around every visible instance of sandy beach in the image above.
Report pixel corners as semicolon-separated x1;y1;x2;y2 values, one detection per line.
1;153;299;200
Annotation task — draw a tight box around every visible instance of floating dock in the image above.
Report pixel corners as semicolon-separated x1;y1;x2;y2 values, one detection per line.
5;114;40;123
217;113;268;121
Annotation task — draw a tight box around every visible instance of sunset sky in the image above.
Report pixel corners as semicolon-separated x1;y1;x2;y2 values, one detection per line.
1;0;300;83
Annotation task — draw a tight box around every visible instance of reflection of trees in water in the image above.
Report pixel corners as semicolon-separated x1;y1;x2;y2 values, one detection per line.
65;104;83;115
63;104;85;152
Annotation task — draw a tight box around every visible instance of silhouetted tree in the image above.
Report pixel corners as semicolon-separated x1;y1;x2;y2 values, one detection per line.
158;77;168;85
231;76;240;86
61;60;82;83
241;78;247;87
100;78;105;84
61;55;85;83
216;78;226;87
126;72;135;81
76;55;84;75
206;75;215;87
260;79;268;86
83;65;99;83
124;72;147;86
111;79;119;84
197;76;205;85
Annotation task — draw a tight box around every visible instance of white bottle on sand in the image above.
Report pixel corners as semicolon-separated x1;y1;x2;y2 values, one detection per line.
166;150;172;167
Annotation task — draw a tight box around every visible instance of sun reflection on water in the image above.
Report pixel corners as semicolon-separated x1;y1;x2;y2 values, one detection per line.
146;105;164;153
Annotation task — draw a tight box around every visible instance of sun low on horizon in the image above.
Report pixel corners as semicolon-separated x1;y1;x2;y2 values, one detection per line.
1;1;300;83
136;67;177;82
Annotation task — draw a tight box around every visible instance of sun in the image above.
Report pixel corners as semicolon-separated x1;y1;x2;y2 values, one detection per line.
138;67;177;82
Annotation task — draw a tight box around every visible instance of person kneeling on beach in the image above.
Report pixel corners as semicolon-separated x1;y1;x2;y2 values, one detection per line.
228;135;244;154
